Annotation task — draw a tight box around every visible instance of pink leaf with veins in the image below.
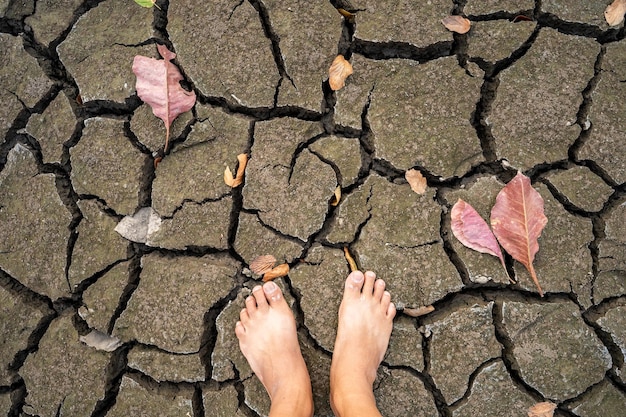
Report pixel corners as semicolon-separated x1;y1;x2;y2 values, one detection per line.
451;199;507;271
132;44;196;152
491;172;547;296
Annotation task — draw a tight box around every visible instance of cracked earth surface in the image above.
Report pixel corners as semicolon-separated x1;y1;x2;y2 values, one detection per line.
1;0;625;416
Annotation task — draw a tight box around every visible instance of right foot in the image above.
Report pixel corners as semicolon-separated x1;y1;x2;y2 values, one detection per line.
330;271;396;416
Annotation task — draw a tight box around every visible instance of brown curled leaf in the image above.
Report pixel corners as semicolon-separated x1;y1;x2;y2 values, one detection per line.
250;255;277;275
343;247;359;272
441;15;471;34
337;8;355;19
262;263;290;282
224;153;249;188
527;402;556;417
403;305;435;317
405;169;427;194
328;55;353;91
330;186;342;206
223;165;235;187
605;0;626;26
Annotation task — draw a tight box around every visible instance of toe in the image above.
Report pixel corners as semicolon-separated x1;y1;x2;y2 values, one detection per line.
245;295;257;312
386;301;397;319
373;279;386;301
235;321;245;338
252;285;269;311
344;271;365;299
381;290;391;312
262;281;285;307
363;271;376;295
240;308;250;324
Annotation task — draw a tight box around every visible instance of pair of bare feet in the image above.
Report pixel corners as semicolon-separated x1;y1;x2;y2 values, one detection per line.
235;270;396;417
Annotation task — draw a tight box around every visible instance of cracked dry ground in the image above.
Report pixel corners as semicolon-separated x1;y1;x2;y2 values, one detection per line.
1;0;626;416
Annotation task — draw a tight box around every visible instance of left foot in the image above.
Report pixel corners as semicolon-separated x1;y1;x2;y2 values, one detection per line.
235;281;313;417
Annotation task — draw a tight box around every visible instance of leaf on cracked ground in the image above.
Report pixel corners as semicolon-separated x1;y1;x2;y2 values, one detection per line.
224;153;248;187
441;15;471;34
80;330;122;352
328;55;353;91
134;0;161;9
402;305;435;317
343;247;359;272
330;186;342;206
133;44;196;153
605;0;626;26
490;172;547;296
405;169;427;194
527;402;556;417
262;264;290;282
250;255;277;275
451;199;508;275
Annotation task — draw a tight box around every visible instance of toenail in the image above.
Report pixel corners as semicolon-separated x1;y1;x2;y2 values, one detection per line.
252;285;263;293
263;281;277;294
350;271;364;283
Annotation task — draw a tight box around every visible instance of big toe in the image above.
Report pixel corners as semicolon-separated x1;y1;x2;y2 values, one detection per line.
262;281;286;308
343;270;365;299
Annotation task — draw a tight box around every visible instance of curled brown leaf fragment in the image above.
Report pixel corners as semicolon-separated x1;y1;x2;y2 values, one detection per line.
605;0;626;26
250;255;277;275
343;247;359;272
330;186;342;206
527;401;556;417
337;8;355;20
262;263;290;282
402;305;435;317
328;55;353;91
405;169;427;194
441;15;471;34
224;153;248;188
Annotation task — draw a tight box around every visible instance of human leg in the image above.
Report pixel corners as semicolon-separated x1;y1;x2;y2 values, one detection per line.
330;271;396;417
235;281;313;417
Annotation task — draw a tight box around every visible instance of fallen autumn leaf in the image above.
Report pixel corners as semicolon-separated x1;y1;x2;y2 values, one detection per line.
224;153;248;188
133;44;196;153
451;199;507;274
328;55;353;91
250;255;277;275
605;0;626;26
263;263;290;282
490;172;547;296
402;305;435;317
405;169;427;194
441;15;471;34
527;401;556;417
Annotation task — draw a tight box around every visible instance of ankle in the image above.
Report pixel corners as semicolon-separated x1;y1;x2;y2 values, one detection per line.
330;387;380;417
269;386;314;417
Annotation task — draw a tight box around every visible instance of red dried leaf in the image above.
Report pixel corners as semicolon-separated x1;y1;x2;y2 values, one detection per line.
250;255;277;275
490;172;547;296
451;199;506;271
133;44;196;152
262;263;290;282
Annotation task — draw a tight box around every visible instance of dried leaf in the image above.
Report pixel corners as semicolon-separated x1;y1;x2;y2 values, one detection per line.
224;165;235;187
605;0;626;26
328;55;353;91
528;401;556;417
451;199;507;273
80;330;122;352
262;263;290;282
405;169;427;194
337;8;356;19
134;0;161;9
224;154;248;188
343;247;359;272
330;186;342;206
490;172;548;296
402;305;435;317
250;255;277;275
441;15;471;34
133;44;196;152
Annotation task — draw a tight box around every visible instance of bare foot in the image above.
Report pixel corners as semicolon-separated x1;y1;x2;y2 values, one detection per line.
330;271;396;417
235;281;313;417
